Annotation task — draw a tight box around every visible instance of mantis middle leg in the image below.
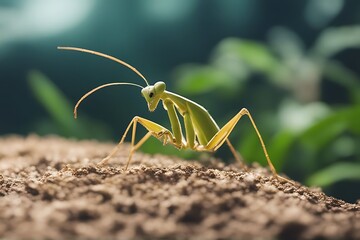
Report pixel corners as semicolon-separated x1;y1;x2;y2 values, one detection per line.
98;116;180;169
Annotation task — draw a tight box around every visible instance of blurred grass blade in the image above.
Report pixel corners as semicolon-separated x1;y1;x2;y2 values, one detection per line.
28;70;76;136
307;162;360;187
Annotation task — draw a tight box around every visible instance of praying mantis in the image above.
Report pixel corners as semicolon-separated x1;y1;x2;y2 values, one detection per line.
58;46;291;182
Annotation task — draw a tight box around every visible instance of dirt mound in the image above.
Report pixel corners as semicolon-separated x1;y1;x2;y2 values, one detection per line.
0;135;359;239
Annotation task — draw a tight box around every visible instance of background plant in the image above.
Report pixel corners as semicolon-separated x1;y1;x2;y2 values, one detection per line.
173;26;360;201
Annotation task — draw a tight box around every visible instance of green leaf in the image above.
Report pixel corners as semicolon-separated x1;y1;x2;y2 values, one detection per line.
238;129;295;171
175;64;236;95
312;26;360;58
213;38;288;87
300;105;360;153
278;100;331;134
306;162;360;187
347;105;360;134
268;130;296;171
215;38;279;72
238;131;263;165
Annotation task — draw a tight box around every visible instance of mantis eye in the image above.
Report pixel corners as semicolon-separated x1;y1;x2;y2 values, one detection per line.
149;92;154;98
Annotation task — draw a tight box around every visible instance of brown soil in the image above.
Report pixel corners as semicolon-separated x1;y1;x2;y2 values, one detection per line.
0;135;359;240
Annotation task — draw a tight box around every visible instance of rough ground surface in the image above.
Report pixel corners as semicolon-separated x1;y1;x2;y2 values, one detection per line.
0;135;359;240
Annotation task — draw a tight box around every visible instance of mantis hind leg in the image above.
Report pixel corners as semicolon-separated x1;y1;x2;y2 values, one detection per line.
204;108;291;182
98;116;178;169
225;139;247;170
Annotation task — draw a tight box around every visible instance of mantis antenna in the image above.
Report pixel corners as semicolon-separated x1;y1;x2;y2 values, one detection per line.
74;82;144;119
57;46;149;118
57;46;150;86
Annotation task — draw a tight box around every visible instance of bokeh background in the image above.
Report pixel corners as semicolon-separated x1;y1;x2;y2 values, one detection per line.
1;0;360;202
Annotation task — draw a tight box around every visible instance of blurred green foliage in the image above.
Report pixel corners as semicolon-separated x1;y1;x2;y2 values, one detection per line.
174;26;360;198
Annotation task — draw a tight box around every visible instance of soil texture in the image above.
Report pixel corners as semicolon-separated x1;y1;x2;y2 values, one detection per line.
0;135;359;240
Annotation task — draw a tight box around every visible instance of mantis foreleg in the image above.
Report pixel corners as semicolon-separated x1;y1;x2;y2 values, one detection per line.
163;99;183;146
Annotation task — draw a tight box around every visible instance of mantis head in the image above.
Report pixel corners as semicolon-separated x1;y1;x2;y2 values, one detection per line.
141;81;166;112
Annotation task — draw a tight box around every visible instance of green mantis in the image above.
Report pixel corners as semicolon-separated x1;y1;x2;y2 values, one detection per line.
58;46;291;182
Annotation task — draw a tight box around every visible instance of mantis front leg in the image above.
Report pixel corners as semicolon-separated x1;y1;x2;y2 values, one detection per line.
98;116;178;169
163;99;183;146
164;99;196;149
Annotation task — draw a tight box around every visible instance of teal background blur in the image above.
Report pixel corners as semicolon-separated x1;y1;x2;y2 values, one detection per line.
1;0;360;203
